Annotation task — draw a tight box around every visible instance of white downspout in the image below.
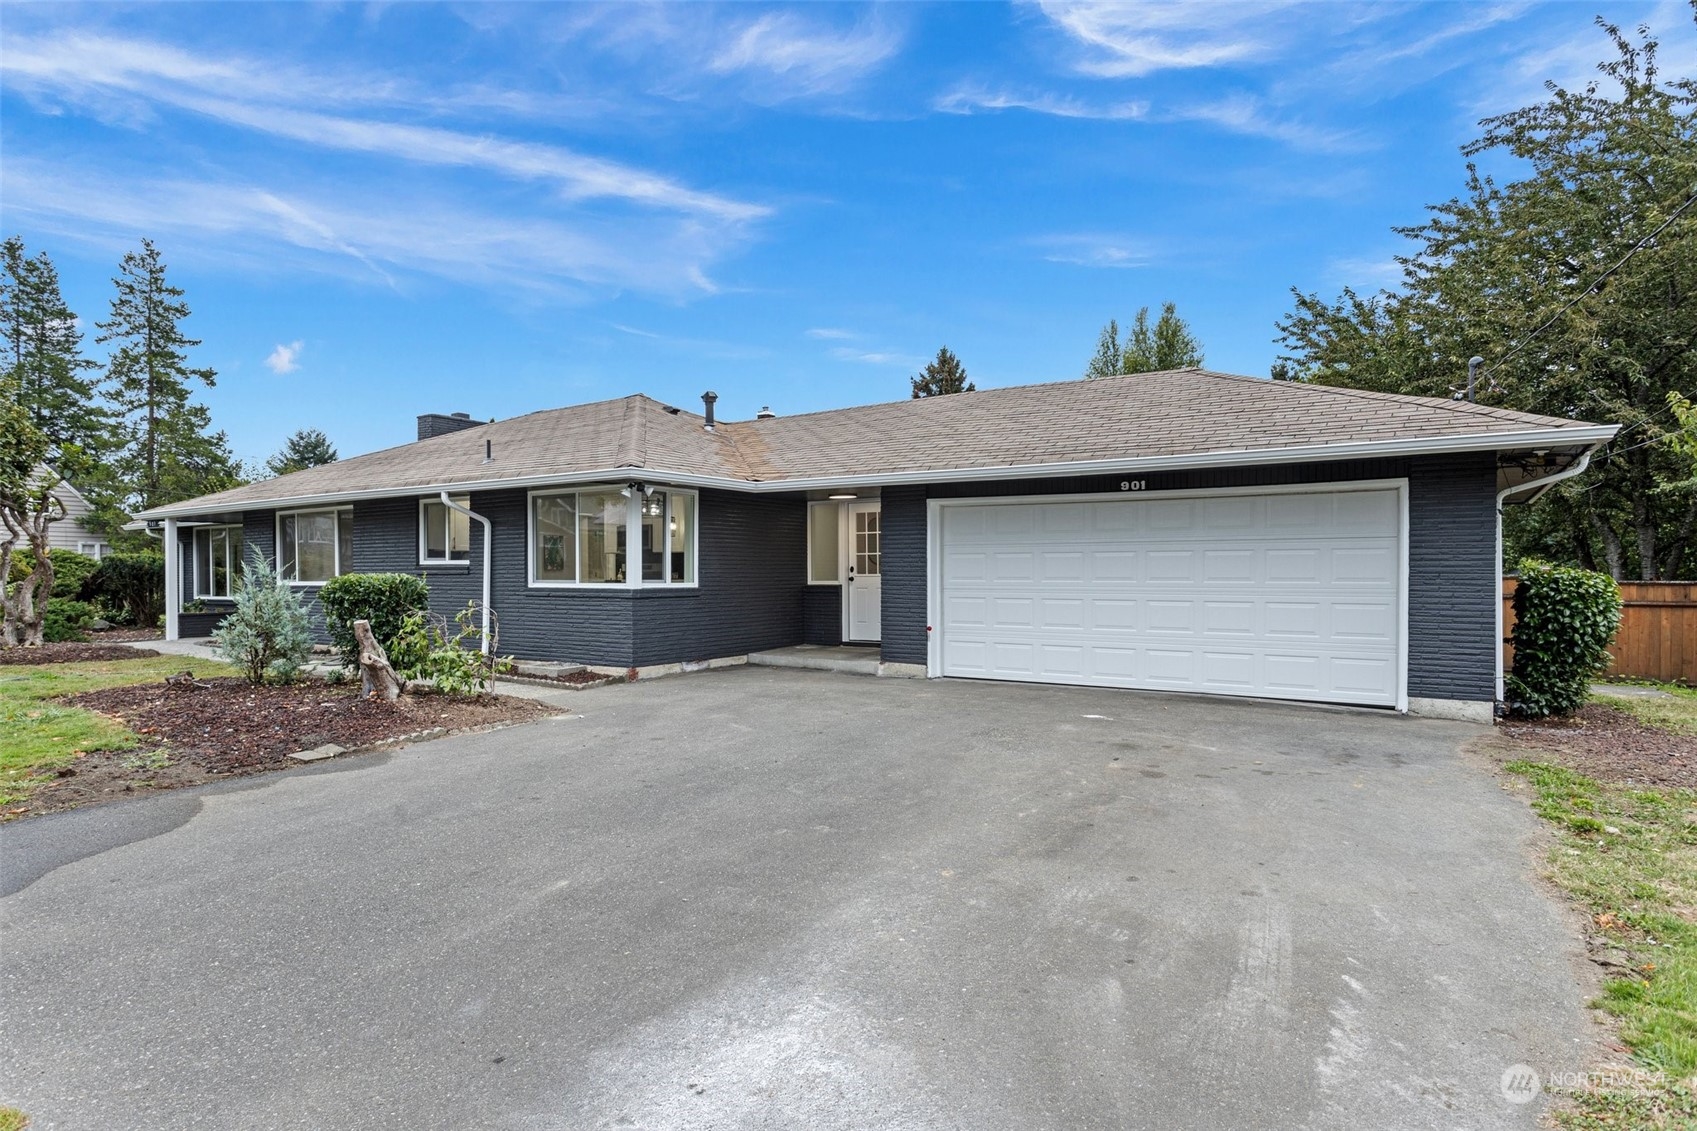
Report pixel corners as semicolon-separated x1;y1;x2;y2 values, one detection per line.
163;517;180;641
439;492;492;654
1496;449;1595;701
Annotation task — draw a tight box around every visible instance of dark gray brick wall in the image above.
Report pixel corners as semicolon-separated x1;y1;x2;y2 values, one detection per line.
1406;452;1498;702
802;586;842;645
879;486;929;665
631;490;806;666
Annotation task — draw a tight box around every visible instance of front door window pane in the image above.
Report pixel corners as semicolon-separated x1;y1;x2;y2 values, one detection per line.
578;491;627;583
338;510;354;575
854;510;880;576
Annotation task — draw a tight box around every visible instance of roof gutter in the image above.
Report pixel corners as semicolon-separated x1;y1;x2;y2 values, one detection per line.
134;424;1619;520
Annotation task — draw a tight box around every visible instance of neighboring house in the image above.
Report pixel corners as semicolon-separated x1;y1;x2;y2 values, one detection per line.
35;466;111;559
136;369;1617;721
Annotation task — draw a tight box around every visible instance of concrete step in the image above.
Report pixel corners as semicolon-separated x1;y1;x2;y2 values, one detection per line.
747;646;881;676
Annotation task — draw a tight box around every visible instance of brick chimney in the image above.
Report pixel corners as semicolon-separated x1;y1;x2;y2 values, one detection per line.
417;412;481;441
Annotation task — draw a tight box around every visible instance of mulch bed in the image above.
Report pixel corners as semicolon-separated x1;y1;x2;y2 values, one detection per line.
7;678;561;819
0;642;161;665
504;668;624;687
89;628;165;643
1496;703;1697;788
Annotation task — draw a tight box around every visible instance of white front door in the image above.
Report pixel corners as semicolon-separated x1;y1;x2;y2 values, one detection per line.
846;502;882;642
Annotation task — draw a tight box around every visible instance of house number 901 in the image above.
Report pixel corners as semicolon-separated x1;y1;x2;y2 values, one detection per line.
1120;480;1146;491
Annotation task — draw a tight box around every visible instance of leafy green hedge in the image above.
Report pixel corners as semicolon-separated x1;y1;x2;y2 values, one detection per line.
83;552;165;627
1508;559;1623;717
6;548;101;599
43;598;97;643
318;573;431;668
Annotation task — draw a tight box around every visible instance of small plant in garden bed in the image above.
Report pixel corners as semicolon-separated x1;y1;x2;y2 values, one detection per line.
213;549;312;684
389;601;509;695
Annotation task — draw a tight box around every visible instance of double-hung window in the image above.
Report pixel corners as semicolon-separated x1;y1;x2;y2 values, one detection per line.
193;525;242;599
419;496;472;564
529;487;696;586
278;507;352;584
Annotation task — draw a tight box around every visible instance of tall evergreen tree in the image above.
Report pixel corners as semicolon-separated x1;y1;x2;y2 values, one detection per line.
911;346;975;398
1121;303;1205;374
267;428;339;477
1084;320;1122;378
95;240;242;521
0;237;108;469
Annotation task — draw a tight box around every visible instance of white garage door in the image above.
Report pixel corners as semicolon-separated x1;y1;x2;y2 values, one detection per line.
937;486;1403;707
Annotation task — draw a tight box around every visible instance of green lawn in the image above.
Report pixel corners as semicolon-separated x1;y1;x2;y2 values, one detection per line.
1600;681;1697;737
0;655;236;806
1509;755;1697;1127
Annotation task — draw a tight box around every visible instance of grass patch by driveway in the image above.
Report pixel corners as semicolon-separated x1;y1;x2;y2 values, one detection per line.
1502;689;1697;1127
0;656;236;805
1601;682;1697;738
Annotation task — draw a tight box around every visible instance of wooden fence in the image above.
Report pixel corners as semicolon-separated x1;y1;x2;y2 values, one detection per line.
1502;577;1697;686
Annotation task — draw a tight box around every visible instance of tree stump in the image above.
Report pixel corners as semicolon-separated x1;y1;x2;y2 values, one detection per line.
352;619;405;702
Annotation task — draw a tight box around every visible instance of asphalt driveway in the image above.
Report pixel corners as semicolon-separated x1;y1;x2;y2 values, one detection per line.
1;667;1586;1130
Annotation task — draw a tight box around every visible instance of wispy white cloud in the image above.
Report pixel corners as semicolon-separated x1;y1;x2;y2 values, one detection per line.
608;321;769;361
804;327;856;340
1173;95;1362;152
0;158;740;298
709;11;902;96
1;31;767;223
933;84;1148;120
1035;1;1298;78
265;340;304;374
830;346;920;367
1029;233;1154;269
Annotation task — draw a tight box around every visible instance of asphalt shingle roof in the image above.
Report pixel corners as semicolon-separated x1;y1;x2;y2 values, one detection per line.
146;368;1604;516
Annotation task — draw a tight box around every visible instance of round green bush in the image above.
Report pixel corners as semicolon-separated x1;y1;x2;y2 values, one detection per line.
43;598;97;643
1507;559;1623;718
318;572;431;668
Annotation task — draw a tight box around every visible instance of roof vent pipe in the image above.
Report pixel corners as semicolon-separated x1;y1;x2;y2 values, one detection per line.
483;438;493;464
756;406;776;420
702;390;718;431
1466;356;1484;402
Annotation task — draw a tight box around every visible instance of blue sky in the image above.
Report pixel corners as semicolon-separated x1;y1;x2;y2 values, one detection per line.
3;1;1694;470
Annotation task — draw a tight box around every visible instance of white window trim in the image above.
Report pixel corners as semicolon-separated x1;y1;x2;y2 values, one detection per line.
526;485;700;590
418;496;473;567
806;500;848;586
192;524;242;600
276;506;353;586
76;541;110;560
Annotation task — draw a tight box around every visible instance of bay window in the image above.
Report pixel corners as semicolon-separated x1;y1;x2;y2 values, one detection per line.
278;507;352;584
529;487;696;587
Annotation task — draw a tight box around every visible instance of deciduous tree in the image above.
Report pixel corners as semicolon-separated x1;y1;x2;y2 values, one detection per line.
1276;15;1697;579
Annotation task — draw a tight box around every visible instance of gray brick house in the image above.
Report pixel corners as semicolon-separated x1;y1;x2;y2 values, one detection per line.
137;369;1615;721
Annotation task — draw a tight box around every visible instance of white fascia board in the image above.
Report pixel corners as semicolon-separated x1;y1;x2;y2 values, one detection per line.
134;424;1619;519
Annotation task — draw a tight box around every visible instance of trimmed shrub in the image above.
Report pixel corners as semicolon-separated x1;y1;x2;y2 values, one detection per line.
7;548;100;599
43;598;97;643
1507;559;1623;718
84;551;165;627
214;550;313;684
318;572;430;669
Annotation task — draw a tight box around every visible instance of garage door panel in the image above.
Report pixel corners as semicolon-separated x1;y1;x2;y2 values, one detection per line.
939;488;1402;708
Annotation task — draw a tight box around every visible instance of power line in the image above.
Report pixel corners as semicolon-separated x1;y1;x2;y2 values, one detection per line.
1477;186;1697;387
